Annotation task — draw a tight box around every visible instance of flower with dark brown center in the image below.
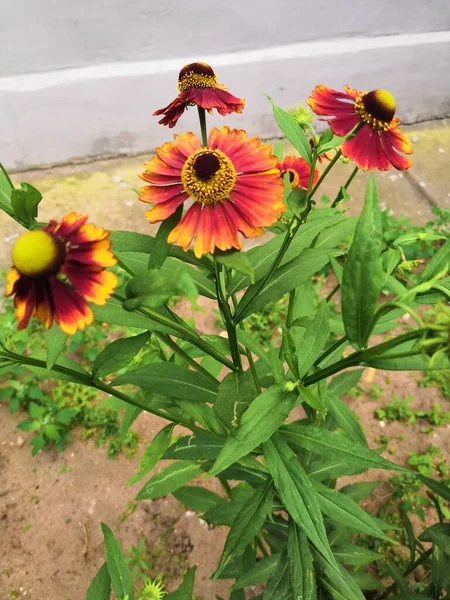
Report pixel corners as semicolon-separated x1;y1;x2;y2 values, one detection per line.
139;126;285;257
153;62;245;128
307;85;412;171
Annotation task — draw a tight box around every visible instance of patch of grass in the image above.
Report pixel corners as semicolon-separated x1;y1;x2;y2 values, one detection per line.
374;395;450;429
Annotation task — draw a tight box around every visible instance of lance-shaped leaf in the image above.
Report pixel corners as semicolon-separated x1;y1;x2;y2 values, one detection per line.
124;267;198;310
46;323;68;370
288;519;316;600
173;486;222;513
262;548;291;600
101;523;134;600
93;332;150;377
342;175;383;349
213;370;257;430
213;480;273;578
263;434;333;561
281;422;408;473
136;461;203;500
418;238;450;284
127;424;174;486
210;382;297;476
269;97;312;162
297;301;329;377
86;562;111;600
112;362;219;403
232;553;281;590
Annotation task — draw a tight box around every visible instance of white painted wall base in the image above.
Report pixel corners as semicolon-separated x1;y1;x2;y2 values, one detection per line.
1;32;450;170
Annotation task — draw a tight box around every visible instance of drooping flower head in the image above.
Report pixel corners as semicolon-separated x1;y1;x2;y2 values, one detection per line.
139;126;285;258
6;213;117;334
153;62;245;128
307;85;412;171
277;155;319;191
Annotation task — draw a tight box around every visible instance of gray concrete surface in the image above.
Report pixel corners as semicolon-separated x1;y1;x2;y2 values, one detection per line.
1;1;450;169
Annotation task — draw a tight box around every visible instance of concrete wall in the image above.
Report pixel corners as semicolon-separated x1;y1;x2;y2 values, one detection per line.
1;0;450;169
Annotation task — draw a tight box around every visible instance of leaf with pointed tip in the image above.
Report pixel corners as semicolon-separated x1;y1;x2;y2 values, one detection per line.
101;523;134;600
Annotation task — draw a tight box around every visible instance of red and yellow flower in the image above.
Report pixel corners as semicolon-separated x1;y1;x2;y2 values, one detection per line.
278;155;319;190
139;126;285;258
6;213;117;334
307;85;412;171
153;62;245;128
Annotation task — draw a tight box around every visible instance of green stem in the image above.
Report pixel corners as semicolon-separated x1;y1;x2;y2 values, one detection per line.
113;292;237;372
309;149;342;198
325;283;340;303
313;336;347;367
0;349;196;427
286;289;296;328
303;329;424;387
228;277;262;394
215;261;242;370
157;333;218;384
331;165;358;208
198;107;208;147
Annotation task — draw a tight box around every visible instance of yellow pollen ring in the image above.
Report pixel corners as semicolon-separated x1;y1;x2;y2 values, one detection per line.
181;149;237;205
178;71;218;92
12;230;63;278
286;169;300;189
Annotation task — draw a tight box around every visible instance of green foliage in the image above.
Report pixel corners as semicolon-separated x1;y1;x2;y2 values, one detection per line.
2;101;450;600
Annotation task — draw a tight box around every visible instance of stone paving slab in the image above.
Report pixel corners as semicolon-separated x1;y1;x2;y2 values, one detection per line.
1;121;448;271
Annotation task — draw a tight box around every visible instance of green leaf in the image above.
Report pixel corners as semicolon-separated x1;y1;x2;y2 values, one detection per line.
334;544;381;566
93;332;150;378
262;548;291;600
263;434;332;560
17;417;41;432
29;401;46;420
164;432;223;461
210;382;297;476
46;323;68;370
342;175;383;349
232;553;281;590
93;297;179;335
288;520;316;600
269;98;312;163
419;523;450;555
339;481;379;502
287;188;308;218
364;340;450;371
431;543;450;597
298;384;326;416
327;394;367;446
385;558;408;594
351;572;384;591
418;238;450;283
314;551;365;600
0;162;14;217
237;249;333;321
214;480;273;578
55;408;77;424
119;405;141;443
229;211;343;293
176;399;225;435
111;229;211;270
172;485;222;513
101;523;134;600
281;422;407;473
328;369;364;397
213;370;257;430
314;482;394;542
113;362;219;403
314;216;357;249
329;255;344;285
43;423;60;441
11;182;42;226
390;595;430;600
124;268;198;311
135;461;203;500
85;562;111;600
317;133;346;154
297;301;329;377
216;251;255;283
166;566;196;600
148;204;183;269
127;424;174;486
